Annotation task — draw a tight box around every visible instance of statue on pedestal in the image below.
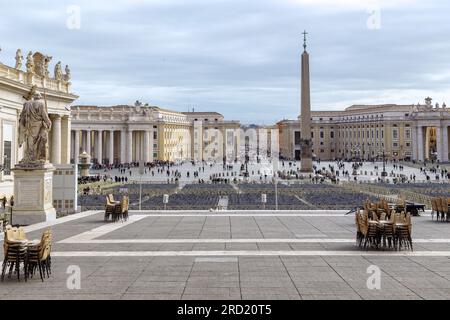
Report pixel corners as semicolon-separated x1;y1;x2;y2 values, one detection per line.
64;65;71;82
18;87;52;167
26;51;34;74
54;61;63;81
15;49;23;70
43;55;52;78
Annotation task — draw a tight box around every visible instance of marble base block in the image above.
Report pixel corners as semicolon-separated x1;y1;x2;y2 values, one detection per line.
12;163;56;226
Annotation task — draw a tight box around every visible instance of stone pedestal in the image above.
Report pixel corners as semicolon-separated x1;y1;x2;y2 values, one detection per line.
12;163;56;225
300;139;313;172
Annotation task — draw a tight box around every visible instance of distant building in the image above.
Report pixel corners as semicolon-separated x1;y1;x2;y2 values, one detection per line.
70;105;241;163
277;101;450;162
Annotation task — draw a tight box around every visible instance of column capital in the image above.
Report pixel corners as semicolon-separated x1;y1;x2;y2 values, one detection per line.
51;114;62;120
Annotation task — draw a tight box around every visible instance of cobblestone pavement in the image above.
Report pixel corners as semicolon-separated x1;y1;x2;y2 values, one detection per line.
1;210;450;300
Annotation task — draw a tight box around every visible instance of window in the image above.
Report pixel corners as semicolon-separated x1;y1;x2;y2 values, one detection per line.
2;123;13;175
393;129;398;140
153;131;157;139
311;131;314;138
405;129;411;140
330;131;334;139
393;142;399;147
294;131;301;145
320;131;324;139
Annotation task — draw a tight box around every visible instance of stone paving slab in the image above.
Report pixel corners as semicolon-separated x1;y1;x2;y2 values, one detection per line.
1;210;450;300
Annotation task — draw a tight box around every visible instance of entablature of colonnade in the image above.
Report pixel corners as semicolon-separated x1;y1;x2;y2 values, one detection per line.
411;113;450;122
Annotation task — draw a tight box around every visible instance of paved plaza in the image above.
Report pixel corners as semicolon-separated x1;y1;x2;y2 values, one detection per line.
90;161;449;184
2;210;450;300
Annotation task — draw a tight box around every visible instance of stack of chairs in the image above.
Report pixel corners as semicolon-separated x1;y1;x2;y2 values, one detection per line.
105;194;120;221
355;204;413;251
26;229;53;282
1;226;53;282
431;197;450;222
1;226;28;281
105;194;129;222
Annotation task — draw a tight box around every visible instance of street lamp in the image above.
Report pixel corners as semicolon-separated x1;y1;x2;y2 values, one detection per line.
381;151;387;177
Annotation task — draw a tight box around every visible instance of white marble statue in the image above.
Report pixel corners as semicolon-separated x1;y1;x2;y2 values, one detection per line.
26;51;34;73
54;61;63;81
18;87;52;166
43;55;52;78
15;49;23;69
64;65;71;82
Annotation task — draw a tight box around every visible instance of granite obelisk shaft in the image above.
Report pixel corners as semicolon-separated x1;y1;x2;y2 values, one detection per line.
300;47;313;172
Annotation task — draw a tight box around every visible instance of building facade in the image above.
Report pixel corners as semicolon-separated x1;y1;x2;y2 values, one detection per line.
0;49;78;196
70;104;241;163
278;99;450;162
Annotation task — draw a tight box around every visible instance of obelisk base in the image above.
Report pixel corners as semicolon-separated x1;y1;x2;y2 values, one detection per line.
12;163;56;226
300;139;313;172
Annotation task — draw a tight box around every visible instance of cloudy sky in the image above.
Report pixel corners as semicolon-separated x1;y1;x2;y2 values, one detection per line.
1;0;449;123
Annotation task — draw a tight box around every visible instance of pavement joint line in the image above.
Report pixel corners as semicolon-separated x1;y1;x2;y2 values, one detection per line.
51;250;450;257
56;238;450;244
195;257;238;262
57;215;148;243
128;211;351;217
0;210;103;242
363;256;424;300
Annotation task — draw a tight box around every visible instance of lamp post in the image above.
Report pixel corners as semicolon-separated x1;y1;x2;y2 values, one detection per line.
381;151;387;177
245;155;249;179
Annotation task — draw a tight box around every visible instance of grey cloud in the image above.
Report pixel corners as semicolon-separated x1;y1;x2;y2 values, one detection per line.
0;0;449;124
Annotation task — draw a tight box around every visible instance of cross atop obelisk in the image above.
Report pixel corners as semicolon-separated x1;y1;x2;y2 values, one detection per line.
300;30;313;172
302;30;308;51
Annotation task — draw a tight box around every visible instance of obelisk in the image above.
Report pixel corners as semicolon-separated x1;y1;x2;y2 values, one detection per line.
300;30;313;172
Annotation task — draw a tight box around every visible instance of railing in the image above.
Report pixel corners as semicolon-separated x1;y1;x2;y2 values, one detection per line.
340;181;433;208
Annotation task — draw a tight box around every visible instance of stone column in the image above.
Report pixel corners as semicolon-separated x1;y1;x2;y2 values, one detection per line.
411;126;417;160
417;126;424;162
74;130;80;163
51;115;62;164
120;130;126;164
436;126;442;162
149;129;154;162
96;130;103;164
443;125;449;162
109;130;114;165
61;116;71;164
86;130;92;159
143;130;150;163
135;131;141;161
127;129;133;163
